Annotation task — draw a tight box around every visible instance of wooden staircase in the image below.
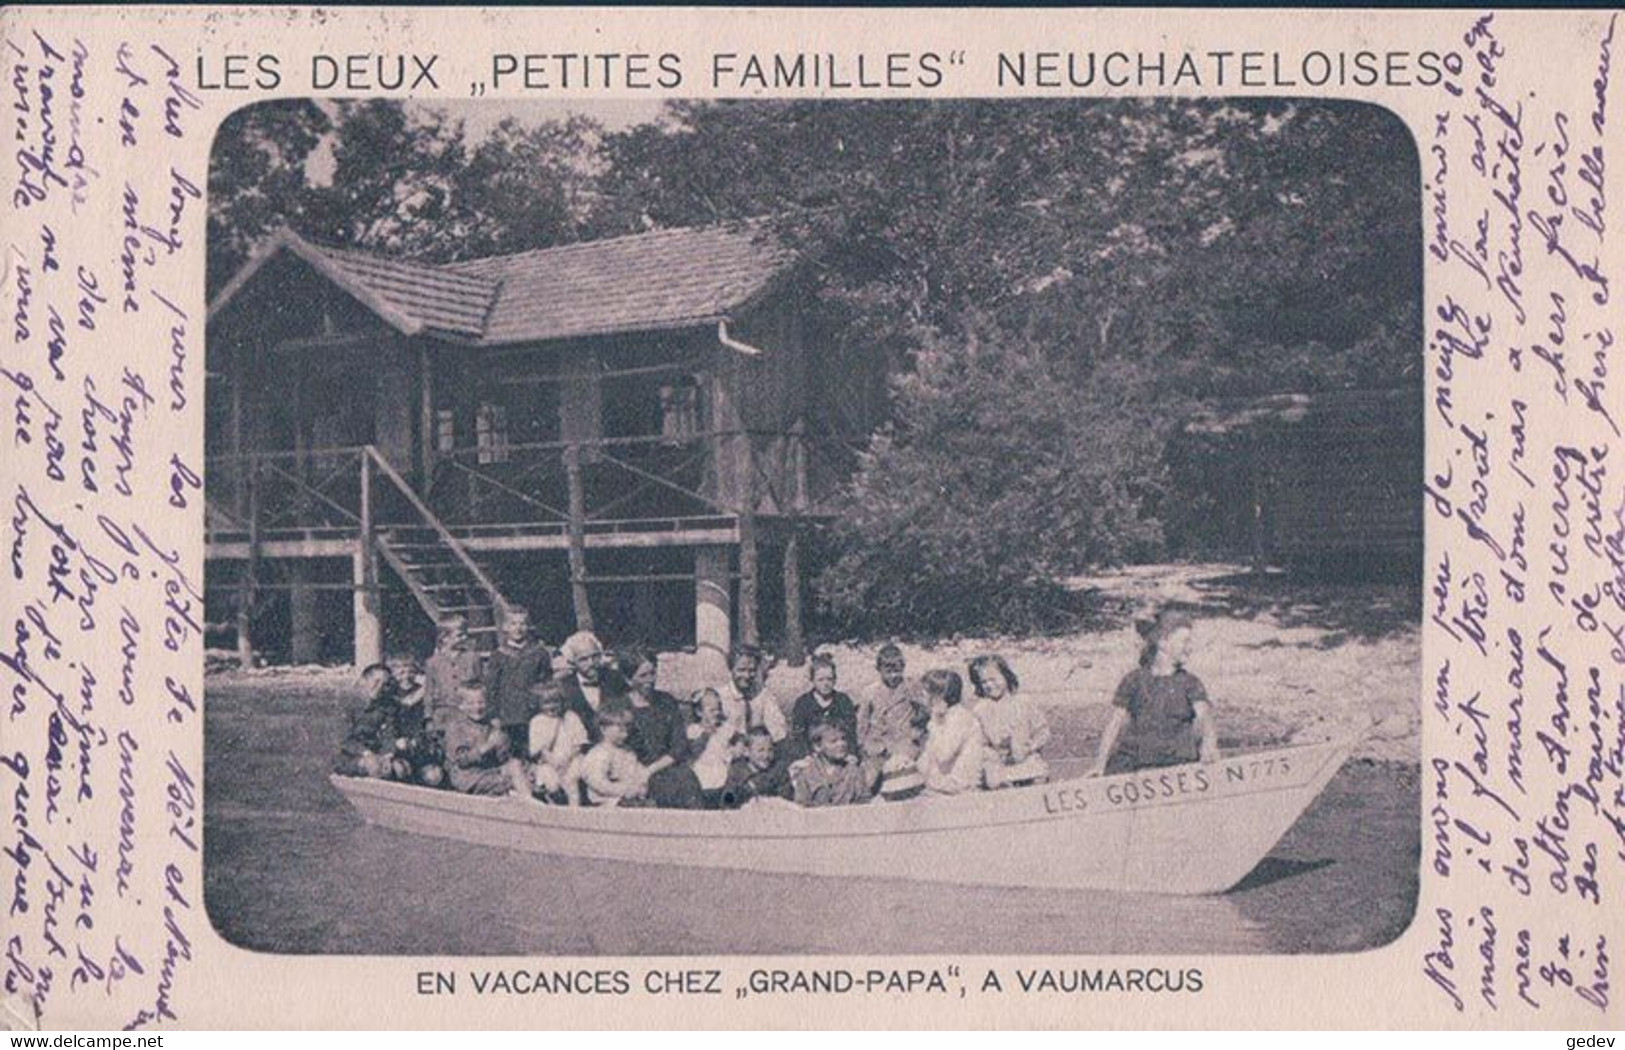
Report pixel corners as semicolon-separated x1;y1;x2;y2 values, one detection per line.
365;447;513;649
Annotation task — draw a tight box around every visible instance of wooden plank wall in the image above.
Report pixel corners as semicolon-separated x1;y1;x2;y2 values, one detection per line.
1263;392;1423;565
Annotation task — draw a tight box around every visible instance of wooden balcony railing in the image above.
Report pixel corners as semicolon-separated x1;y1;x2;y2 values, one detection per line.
429;433;719;528
205;428;864;543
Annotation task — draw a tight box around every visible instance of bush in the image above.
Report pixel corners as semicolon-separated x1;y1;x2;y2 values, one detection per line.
814;325;1174;636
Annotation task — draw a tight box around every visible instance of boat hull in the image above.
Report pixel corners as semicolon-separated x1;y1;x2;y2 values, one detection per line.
330;738;1352;895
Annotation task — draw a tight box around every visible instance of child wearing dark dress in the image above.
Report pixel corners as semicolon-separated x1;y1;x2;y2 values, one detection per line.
1092;609;1219;776
788;653;860;760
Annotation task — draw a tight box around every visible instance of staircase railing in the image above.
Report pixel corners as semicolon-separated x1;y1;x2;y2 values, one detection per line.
371;539;453;625
204;447;368;537
363;445;513;624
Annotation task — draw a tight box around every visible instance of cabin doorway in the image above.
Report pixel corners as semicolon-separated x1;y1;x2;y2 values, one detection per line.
308;353;378;450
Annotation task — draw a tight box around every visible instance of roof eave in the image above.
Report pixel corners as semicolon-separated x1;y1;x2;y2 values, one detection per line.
470;315;729;349
207;229;428;337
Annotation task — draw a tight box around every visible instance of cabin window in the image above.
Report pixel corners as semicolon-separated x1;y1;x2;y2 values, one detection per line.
604;372;702;442
475;402;510;464
492;378;561;448
660;378;700;445
435;409;456;453
602;378;660;440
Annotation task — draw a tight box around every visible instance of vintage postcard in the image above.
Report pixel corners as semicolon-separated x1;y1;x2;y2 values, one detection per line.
0;3;1619;1030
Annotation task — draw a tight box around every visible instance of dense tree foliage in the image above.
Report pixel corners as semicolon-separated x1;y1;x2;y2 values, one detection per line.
596;99;1420;392
811;319;1175;633
207;99;331;297
208;98;1420;634
208;101;604;293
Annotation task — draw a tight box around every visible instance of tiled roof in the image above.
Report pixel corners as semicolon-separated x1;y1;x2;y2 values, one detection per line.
315;244;498;339
445;220;794;344
210;221;796;346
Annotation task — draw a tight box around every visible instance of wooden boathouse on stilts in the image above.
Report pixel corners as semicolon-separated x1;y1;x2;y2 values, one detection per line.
1180;388;1424;578
203;222;879;668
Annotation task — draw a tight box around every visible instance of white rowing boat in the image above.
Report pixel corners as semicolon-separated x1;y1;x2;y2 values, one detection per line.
330;738;1353;895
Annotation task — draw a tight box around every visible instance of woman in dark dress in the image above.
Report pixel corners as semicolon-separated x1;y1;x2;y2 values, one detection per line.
615;649;690;774
1091;609;1219;777
615;648;705;808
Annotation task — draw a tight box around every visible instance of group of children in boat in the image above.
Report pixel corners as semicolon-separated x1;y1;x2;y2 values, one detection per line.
334;607;1219;808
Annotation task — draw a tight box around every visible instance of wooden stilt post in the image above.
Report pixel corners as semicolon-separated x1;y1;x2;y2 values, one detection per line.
352;544;382;667
235;454;260;668
737;470;760;647
230;343;247;515
694;547;732;666
417;343;436;479
353;450;382;667
565;442;594;631
782;424;807;665
288;561;323;665
292;351;309;512
783;523;805;666
234;587;255;667
1249;437;1266;577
